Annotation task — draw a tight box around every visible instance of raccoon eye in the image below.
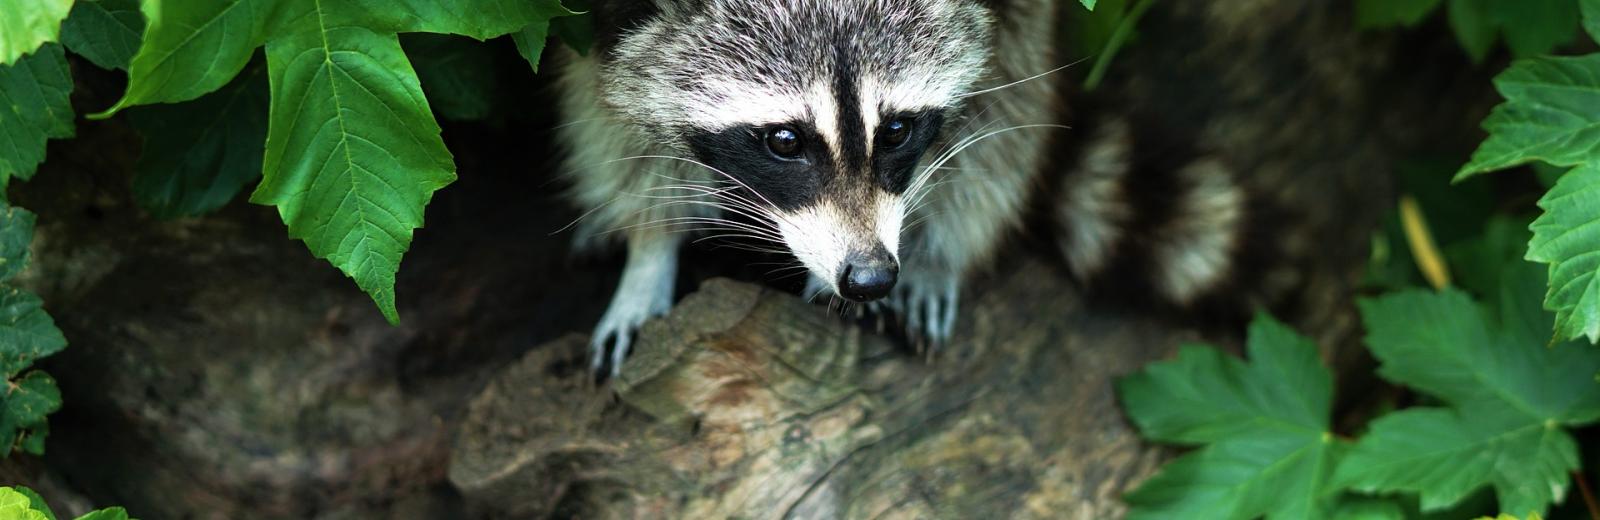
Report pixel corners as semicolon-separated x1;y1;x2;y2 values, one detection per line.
882;118;912;148
765;126;803;159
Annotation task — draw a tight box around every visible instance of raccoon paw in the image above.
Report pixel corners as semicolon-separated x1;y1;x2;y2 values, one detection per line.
590;280;675;380
890;272;960;356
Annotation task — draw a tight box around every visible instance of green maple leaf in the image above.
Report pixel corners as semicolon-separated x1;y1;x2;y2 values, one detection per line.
1339;264;1600;515
0;204;65;458
1455;55;1600;181
0;44;75;192
1119;314;1354;519
58;0;145;71
129;65;269;218
1528;164;1600;343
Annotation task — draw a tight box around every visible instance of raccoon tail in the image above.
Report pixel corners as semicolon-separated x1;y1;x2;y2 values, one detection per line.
1051;115;1304;320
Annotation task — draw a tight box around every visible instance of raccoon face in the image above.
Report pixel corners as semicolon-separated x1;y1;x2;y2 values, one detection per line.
599;0;994;301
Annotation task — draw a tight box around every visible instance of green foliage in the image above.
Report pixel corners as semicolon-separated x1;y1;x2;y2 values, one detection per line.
1341;265;1600;515
1446;19;1600;345
1124;260;1600;517
0;0;72;66
0;206;64;457
1486;1;1580;59
14;487;56;520
129;66;269;219
1456;55;1600;179
406;35;501;120
1358;0;1582;63
1528;165;1600;343
1119;314;1351;518
71;509;130;520
1333;497;1405;520
1446;0;1497;63
58;0;144;71
57;0;579;322
0;487;50;520
1585;0;1600;43
1081;0;1153;90
1446;215;1534;302
509;1;581;71
1080;0;1097;10
253;22;456;324
0;44;75;194
0;486;133;520
90;0;287;118
1355;0;1441;28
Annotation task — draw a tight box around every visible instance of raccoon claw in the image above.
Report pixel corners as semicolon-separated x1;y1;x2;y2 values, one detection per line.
589;280;675;381
891;275;960;357
589;319;638;381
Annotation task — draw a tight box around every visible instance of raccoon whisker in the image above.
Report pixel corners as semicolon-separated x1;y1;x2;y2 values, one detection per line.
913;118;1006;184
902;210;946;233
763;265;811;278
664;220;784;241
905;124;1070;207
641;183;776;221
903;177;1005;216
955;58;1088;100
630;218;784;242
904;186;959;218
549;194;622;236
907;117;1008;196
609;155;789;217
918;103;1002;178
703;244;791;256
641;200;783;237
768;269;813;283
611;216;785;242
636;184;742;199
627;182;779;226
639;195;775;225
694;235;791;253
546;169;745;238
549;116;612;131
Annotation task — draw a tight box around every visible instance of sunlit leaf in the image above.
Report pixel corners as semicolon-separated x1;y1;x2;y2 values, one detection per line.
254;22;456;324
0;0;72;66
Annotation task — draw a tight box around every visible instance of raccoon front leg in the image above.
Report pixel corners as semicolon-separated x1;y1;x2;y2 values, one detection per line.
590;231;681;377
893;153;1034;352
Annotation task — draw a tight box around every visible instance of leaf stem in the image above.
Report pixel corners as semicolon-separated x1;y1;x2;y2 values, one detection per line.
1084;0;1156;91
1399;195;1451;290
1575;470;1600;520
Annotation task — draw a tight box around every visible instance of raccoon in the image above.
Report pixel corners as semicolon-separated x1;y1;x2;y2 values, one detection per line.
556;0;1246;376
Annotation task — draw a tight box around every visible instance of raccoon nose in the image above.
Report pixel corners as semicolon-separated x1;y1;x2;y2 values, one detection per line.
838;253;898;303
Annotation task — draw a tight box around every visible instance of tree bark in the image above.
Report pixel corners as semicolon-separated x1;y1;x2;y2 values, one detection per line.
451;270;1182;518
